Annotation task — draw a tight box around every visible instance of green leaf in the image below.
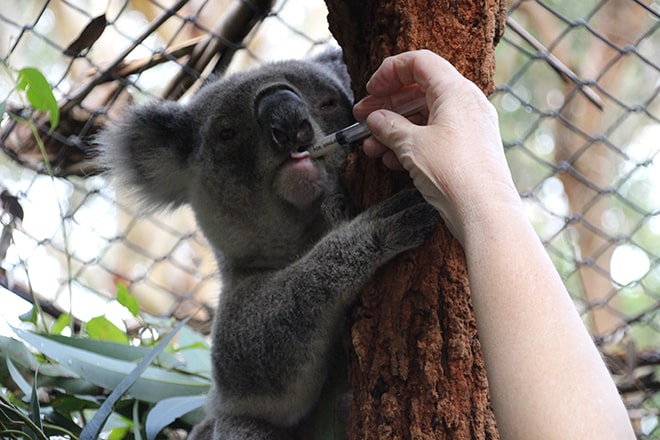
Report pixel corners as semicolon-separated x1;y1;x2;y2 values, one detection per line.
145;395;206;440
86;316;129;343
116;282;140;317
0;392;48;440
44;334;182;368
41;409;83;437
6;357;32;397
133;399;143;440
0;335;83;381
17;67;59;129
50;313;71;335
0;99;6;119
28;369;43;434
2;334;99;396
19;306;39;325
107;427;129;440
50;391;99;414
12;327;209;404
174;325;211;377
79;318;193;440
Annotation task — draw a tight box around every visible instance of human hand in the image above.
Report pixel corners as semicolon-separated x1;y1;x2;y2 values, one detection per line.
353;50;521;243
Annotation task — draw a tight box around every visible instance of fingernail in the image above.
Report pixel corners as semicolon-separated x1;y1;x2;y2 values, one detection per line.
367;110;385;131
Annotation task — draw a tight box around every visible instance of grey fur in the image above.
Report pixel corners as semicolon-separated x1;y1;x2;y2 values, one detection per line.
97;50;438;439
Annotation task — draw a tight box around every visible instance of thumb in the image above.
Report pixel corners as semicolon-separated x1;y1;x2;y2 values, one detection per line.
366;109;418;156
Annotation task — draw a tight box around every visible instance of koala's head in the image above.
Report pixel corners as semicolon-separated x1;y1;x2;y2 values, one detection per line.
98;49;354;267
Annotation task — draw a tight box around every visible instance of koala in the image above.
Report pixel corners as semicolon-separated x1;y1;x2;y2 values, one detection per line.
97;49;438;439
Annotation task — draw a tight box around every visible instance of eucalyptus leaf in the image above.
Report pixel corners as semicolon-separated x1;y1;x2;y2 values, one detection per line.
40;407;83;437
28;370;43;433
12;327;210;404
0;336;98;396
6;357;32;397
174;325;211;377
38;375;99;395
0;335;78;379
19;306;39;325
145;395;207;440
116;282;139;317
50;313;71;335
49;391;99;414
44;333;182;368
79;318;193;440
108;427;129;440
133;399;143;440
86;315;129;343
1;335;97;395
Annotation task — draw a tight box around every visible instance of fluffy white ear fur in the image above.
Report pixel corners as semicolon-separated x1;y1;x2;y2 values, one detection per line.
97;101;196;210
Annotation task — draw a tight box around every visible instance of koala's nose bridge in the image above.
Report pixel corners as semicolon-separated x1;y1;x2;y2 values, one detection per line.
255;88;314;151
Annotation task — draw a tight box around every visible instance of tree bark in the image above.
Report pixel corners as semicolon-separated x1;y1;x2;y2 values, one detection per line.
325;1;506;438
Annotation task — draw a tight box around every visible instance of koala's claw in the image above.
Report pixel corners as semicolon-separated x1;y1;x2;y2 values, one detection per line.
352;189;438;259
384;199;439;251
366;188;425;220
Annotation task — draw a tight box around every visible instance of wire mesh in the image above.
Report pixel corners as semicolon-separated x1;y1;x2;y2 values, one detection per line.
0;0;659;437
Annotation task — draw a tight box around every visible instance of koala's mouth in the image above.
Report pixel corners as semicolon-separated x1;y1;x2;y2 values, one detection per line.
290;150;311;160
275;149;324;208
276;149;316;174
283;150;316;172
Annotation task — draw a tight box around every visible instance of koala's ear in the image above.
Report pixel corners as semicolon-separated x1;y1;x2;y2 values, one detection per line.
311;48;353;100
97;101;196;210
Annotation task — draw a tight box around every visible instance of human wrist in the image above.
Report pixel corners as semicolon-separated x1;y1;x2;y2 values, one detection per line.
453;190;526;245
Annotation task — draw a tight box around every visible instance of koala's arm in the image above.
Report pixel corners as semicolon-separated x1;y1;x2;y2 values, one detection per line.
209;189;438;429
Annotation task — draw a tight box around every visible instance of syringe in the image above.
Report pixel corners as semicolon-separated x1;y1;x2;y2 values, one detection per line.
307;97;427;158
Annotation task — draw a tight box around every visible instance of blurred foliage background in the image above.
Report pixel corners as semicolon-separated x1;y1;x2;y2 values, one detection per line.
0;0;658;438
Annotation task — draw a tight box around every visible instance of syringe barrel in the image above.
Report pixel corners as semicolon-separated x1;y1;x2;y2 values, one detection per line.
308;96;428;158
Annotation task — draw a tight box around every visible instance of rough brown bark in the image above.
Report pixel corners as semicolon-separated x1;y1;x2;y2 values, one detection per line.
324;1;506;438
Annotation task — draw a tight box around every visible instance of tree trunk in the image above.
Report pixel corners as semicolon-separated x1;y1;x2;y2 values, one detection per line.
324;1;506;438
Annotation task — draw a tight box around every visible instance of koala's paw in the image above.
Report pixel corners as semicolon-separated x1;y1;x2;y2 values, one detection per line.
363;188;439;256
321;192;349;227
188;417;214;439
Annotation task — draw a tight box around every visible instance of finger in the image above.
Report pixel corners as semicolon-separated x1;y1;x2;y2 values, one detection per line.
361;136;405;170
382;150;404;170
353;85;425;121
361;136;390;158
365;50;461;101
366;110;417;157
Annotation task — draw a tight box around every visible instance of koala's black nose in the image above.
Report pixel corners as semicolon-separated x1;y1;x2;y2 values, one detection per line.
256;88;314;152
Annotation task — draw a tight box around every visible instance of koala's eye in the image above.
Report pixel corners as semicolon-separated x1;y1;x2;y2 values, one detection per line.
218;128;237;141
319;98;338;111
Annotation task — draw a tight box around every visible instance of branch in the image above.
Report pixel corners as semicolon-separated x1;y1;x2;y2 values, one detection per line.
161;0;276;100
61;0;190;114
0;269;84;332
505;16;603;110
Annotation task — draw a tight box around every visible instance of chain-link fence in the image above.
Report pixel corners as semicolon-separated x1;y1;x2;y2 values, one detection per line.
493;2;660;437
0;0;658;437
0;0;333;333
